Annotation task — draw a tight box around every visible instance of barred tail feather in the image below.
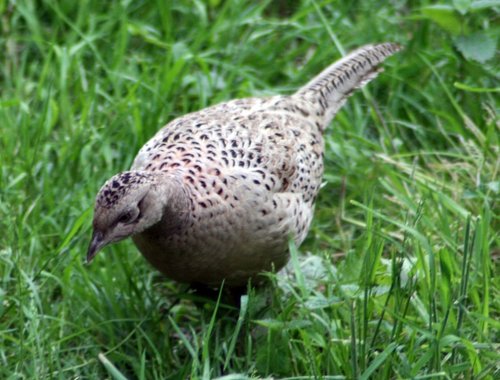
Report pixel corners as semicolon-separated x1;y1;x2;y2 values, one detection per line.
295;42;402;129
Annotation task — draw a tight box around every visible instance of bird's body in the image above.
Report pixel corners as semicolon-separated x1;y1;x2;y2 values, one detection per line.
88;43;401;286
130;96;323;285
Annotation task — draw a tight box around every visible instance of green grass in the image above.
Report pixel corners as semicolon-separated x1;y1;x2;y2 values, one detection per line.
1;0;498;379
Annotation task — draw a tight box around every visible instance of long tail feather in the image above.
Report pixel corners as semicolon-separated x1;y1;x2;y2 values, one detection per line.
294;42;402;130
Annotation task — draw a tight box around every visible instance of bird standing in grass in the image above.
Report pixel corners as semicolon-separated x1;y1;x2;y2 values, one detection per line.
87;43;401;286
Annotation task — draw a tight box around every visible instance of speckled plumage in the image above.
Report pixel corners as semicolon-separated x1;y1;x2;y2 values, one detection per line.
88;43;401;286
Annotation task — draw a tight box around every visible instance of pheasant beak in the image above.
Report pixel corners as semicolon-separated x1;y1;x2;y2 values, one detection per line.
87;230;105;263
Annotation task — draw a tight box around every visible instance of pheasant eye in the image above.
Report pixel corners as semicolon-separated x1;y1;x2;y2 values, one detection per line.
118;212;132;224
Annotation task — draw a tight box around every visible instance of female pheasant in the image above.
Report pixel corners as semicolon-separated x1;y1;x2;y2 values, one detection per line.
88;43;401;286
